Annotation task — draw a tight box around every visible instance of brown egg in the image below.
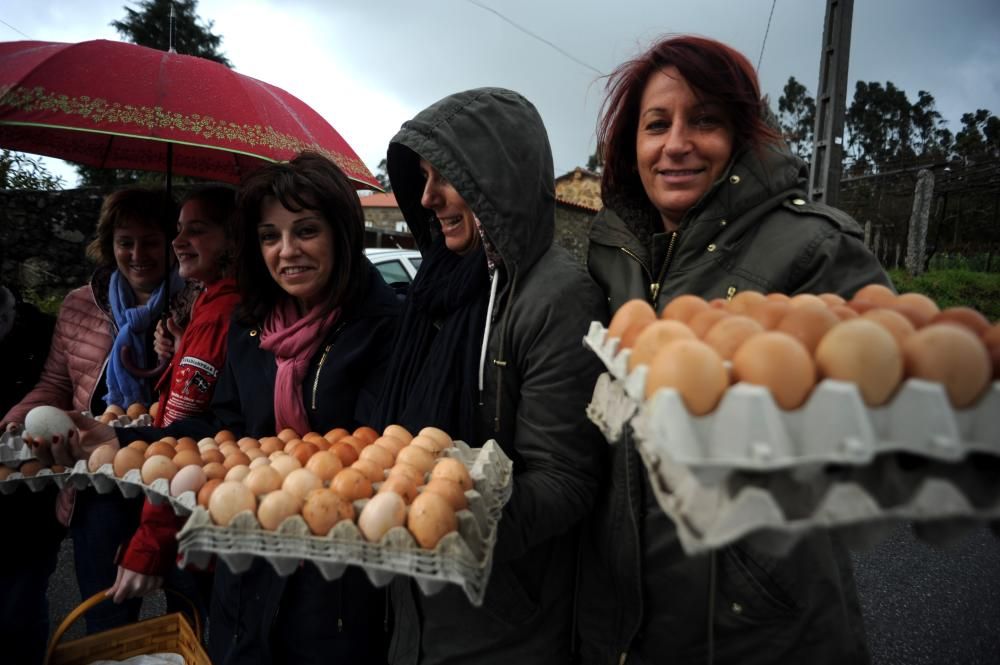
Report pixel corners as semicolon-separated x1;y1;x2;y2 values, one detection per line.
620;321;653;350
703;316;764;360
141;455;178;484
382;424;413;444
51;464;67;474
775;304;839;354
144;441;175;460
104;404;126;417
332;441;360;466
113;446;145;478
688;309;730;339
418;427;453;449
148;402;160;420
422;477;469;512
746;300;790;330
628;320;696;371
208;480;257;526
222;451;251;470
983;324;1000;378
359;444;394;469
660;295;709;323
244;465;283;496
645;340;729;415
851;283;896;307
171;449;203;469
861;308;916;346
323;427;350;444
126;402;147;420
87;443;118;473
409;436;443;457
358;491;408;542
248;456;271;469
290;441;319;466
218;442;240;458
245;448;266;461
202;462;228;481
283;438;304;454
931;307;991;336
237;436;261;451
174;438;199;454
732;332;817;410
830;305;859;321
331;467;373;501
788;293;827;310
269;454;302;479
430;457;474;492
388;463;425;486
378;473;419;504
408;491;458;549
196;478;222;507
396;445;436;474
893;292;940;328
353;426;379;446
608;299;657;343
352;459;386;483
818;293;847;307
302;489;355;535
215;429;237;443
902;324;992;408
765;293;790;302
256;489;302;531
224;465;251;482
373;435;406;458
727;291;767;316
815;319;903;406
259;436;284;455
127;440;149;454
276;428;299;443
99;413;118;425
18;460;44;477
302;432;327;447
305;450;343;483
0;467;13;481
339;436;366;456
200;448;225;465
282;468;323;501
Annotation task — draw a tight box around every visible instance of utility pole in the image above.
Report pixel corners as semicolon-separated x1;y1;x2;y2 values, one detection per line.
809;0;854;207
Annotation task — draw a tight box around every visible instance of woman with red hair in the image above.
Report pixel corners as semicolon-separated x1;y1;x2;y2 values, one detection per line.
578;36;883;664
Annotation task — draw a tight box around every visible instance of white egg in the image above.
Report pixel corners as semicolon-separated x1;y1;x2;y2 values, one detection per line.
24;406;75;444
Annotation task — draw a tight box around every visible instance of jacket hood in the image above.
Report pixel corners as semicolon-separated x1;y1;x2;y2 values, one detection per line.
387;87;555;275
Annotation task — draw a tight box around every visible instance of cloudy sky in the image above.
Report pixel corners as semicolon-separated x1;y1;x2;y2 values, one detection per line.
3;0;999;186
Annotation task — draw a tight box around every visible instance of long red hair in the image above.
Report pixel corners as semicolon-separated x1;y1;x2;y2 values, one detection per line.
597;35;780;205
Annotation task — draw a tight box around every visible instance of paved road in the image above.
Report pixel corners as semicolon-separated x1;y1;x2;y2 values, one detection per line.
45;523;1000;662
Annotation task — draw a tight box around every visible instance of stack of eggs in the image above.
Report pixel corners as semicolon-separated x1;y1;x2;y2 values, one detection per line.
86;424;467;550
97;401;158;424
609;284;1000;415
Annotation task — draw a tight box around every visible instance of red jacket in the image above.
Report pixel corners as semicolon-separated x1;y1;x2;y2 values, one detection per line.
121;278;240;575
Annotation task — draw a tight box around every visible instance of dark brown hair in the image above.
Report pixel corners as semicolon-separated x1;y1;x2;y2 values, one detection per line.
234;152;367;325
598;35;780;205
181;185;238;277
86;187;178;267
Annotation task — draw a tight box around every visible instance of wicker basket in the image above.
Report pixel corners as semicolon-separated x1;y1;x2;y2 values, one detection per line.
44;590;210;665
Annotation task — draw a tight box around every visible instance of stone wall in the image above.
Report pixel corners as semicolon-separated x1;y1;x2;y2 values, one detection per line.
0;187;105;302
554;203;594;265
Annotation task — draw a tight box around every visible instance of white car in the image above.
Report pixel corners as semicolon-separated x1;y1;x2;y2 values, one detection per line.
365;247;422;285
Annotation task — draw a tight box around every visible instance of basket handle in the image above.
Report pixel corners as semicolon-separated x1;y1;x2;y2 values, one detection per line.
44;587;203;665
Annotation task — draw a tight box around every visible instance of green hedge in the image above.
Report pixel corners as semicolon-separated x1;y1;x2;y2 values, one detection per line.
889;269;1000;323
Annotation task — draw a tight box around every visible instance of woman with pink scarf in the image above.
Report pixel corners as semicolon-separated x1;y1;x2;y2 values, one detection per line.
51;153;400;664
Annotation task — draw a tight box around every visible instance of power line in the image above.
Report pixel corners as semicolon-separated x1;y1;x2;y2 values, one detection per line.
0;18;32;39
463;0;603;76
757;0;778;71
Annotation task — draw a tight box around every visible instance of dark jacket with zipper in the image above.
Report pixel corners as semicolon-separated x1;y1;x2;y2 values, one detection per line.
578;144;884;664
385;87;608;665
117;261;400;665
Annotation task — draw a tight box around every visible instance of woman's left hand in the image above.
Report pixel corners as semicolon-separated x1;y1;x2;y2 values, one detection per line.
26;411;120;467
107;566;163;603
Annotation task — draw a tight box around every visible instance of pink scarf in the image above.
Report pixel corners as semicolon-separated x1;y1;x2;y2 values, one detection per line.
259;298;340;436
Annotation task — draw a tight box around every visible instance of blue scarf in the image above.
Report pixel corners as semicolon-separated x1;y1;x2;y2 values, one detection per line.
103;269;185;408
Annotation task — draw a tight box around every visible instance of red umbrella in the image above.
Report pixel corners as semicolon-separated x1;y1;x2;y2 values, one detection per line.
0;39;378;188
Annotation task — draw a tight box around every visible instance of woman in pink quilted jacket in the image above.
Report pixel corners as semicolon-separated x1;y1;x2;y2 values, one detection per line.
1;186;185;651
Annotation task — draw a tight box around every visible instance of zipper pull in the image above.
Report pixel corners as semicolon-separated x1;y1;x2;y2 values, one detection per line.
650;282;661;302
726;285;737;301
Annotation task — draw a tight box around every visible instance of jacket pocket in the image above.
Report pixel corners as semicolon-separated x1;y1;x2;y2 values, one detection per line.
715;544;797;627
481;561;539;628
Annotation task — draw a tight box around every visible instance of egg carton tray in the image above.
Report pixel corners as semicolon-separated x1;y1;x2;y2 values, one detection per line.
638;438;1000;557
176;439;513;607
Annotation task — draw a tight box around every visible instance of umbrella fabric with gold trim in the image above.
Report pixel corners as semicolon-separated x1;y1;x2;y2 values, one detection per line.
0;39;378;188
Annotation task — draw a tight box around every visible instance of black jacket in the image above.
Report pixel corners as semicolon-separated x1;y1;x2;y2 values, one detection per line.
119;262;401;665
385;88;609;665
579;144;882;664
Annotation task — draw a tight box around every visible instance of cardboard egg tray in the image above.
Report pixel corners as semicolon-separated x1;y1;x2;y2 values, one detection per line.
176;439;513;607
584;321;1000;555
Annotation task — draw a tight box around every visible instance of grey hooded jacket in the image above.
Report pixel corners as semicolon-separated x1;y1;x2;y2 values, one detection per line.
386;87;608;664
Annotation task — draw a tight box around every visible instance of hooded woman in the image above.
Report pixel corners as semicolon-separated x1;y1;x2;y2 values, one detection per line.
577;35;882;665
378;88;608;664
